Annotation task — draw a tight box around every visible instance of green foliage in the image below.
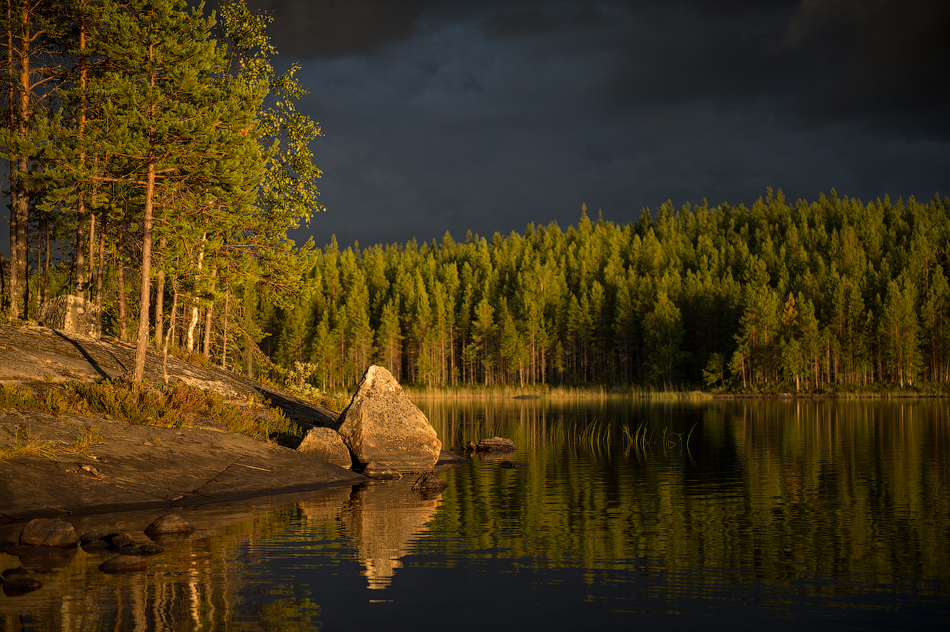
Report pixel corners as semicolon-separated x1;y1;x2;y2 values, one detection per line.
264;191;950;394
1;0;321;381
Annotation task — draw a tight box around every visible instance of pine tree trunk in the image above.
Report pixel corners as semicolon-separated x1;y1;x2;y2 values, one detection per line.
133;161;155;380
162;280;179;384
167;282;179;350
245;332;253;378
117;255;127;340
95;215;105;331
42;214;49;304
154;237;166;346
220;284;229;369
154;268;164;346
75;205;86;298
185;233;206;353
186;303;199;352
87;213;95;299
202;303;213;359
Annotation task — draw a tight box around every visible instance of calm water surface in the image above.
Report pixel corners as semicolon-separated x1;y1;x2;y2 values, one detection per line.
1;398;948;630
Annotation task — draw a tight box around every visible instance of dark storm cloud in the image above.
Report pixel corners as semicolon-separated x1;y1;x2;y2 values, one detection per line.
239;0;950;133
781;0;950;136
204;1;949;248
224;0;425;56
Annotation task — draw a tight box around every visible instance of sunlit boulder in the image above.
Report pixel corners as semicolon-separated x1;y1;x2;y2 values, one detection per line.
337;365;442;476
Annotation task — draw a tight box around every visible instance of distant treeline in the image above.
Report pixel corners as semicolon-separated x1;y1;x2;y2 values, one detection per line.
263;190;950;393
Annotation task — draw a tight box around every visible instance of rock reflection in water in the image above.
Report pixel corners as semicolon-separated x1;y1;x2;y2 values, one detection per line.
297;485;354;524
340;477;442;589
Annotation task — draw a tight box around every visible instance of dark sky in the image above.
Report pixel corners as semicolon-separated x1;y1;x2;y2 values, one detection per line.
248;0;949;249
4;0;949;254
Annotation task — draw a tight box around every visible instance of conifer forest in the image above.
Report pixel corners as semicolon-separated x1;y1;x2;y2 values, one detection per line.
3;1;949;394
268;193;950;394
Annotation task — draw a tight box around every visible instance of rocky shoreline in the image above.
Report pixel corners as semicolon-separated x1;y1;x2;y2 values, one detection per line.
0;324;465;524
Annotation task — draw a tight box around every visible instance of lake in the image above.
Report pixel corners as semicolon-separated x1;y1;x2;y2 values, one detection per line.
1;398;948;630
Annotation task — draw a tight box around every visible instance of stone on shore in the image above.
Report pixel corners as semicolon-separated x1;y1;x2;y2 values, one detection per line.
144;514;195;537
18;518;78;548
297;427;353;469
337;365;442;475
36;294;100;338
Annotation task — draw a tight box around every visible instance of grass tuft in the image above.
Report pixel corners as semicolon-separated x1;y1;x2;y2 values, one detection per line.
0;425;61;462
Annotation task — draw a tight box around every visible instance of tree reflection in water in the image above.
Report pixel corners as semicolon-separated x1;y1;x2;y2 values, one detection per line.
2;399;949;630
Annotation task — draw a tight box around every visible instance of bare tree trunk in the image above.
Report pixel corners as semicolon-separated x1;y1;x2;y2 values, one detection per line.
87;213;95;297
153;238;165;346
162;279;179;384
75;207;85;298
245;332;253;378
95;213;105;332
117;253;127;340
202;304;213;359
185;233;206;353
202;267;216;359
220;284;229;369
167;281;179;350
10;0;32;319
4;0;14;313
186;304;199;353
133;161;155;380
42;213;49;303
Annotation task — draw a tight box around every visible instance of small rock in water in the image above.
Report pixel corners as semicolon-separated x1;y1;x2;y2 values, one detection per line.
80;529;117;545
81;539;113;554
2;573;42;594
18;518;78;548
477;437;516;453
99;555;147;574
116;543;164;557
411;472;448;495
108;532;136;549
1;567;28;580
144;514;195;537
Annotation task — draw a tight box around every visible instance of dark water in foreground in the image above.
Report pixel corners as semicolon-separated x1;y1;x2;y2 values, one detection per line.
1;398;949;631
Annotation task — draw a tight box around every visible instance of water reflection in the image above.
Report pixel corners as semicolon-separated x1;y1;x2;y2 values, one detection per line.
0;399;948;630
419;397;950;609
340;477;442;589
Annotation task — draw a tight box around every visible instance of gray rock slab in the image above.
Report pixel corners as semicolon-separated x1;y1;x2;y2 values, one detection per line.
0;410;365;521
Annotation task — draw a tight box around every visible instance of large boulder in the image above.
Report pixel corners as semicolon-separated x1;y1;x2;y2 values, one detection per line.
297;427;353;470
144;514;195;537
337;365;442;475
19;518;78;548
37;294;100;338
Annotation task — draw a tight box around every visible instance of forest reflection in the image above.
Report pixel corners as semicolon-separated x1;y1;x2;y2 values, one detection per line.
419;398;950;586
1;398;947;630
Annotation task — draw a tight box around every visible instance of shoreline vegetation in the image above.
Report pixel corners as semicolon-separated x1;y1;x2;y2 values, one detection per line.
403;384;950;401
